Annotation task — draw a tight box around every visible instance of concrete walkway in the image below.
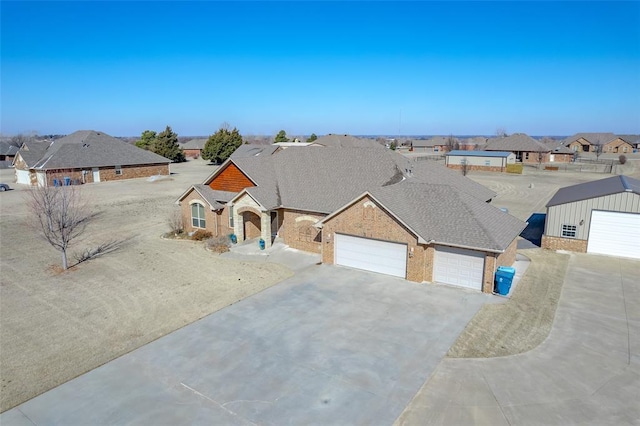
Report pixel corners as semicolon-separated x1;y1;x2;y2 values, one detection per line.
396;253;640;425
1;264;493;425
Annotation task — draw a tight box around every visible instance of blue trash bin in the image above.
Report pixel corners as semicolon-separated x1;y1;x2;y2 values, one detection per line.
64;177;71;186
53;178;60;187
230;234;237;244
495;266;516;295
259;238;265;250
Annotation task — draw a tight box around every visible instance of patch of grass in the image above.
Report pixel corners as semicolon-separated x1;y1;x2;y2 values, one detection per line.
447;249;570;358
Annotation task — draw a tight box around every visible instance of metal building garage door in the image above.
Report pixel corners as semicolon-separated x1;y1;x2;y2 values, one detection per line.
588;211;640;259
334;234;407;278
434;246;485;290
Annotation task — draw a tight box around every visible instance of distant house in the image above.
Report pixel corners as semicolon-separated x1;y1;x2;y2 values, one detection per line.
13;130;170;186
485;133;572;163
230;144;280;159
182;138;207;158
177;144;524;293
602;137;634;154
0;141;19;167
459;136;488;151
542;175;640;259
445;150;515;172
562;133;616;153
542;139;575;162
410;136;454;153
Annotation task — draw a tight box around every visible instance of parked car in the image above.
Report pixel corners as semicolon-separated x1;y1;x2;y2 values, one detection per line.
0;183;11;191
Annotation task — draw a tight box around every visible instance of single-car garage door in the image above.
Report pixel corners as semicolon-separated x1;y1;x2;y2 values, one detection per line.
15;169;30;185
434;246;485;290
335;234;407;278
588;210;640;259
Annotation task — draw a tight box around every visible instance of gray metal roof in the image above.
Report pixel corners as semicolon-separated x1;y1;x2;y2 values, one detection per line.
485;133;549;152
546;175;640;207
446;150;512;158
26;130;170;170
369;181;526;252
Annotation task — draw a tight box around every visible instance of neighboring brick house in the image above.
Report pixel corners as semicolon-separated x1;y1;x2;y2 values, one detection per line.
485;133;572;163
177;145;525;293
12;130;170;186
445;150;516;172
0;141;18;162
542;175;640;259
562;132;616;153
410;136;454;153
182;138;207;158
602;137;634;154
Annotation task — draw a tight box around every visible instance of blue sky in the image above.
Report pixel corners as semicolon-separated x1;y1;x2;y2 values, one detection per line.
2;1;639;137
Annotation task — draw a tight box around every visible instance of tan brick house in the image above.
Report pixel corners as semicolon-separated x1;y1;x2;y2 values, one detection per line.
13;130;170;186
178;143;525;293
485;133;572;163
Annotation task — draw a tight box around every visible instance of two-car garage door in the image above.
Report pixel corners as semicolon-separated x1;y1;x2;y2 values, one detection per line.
588;211;640;260
335;234;407;278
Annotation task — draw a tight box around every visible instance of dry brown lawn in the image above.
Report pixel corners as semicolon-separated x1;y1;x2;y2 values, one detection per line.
0;161;292;412
447;249;570;358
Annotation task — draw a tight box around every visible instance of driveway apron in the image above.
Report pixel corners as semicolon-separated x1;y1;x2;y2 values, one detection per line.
2;265;492;425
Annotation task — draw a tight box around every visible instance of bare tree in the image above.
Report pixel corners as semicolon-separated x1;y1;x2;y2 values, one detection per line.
461;157;469;176
537;147;546;169
446;135;459;152
27;184;93;270
9;133;36;148
496;127;508;138
593;139;603;161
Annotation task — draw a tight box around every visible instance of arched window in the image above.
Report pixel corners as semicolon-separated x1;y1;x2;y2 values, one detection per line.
191;203;206;228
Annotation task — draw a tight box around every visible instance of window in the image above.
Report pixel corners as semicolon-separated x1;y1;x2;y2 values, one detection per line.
525;153;529;160
228;205;234;228
191;203;205;228
562;224;577;238
115;165;122;175
485;160;491;166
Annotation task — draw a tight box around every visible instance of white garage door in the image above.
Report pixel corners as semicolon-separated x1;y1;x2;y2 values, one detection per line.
335;233;407;278
434;246;485;290
15;169;30;185
588;211;640;259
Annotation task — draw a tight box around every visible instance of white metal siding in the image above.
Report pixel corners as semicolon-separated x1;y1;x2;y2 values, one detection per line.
335;234;407;278
587;211;640;259
434;246;485;290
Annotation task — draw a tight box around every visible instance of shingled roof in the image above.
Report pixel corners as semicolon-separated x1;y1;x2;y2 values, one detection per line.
485;133;549;152
365;181;526;252
310;134;376;148
21;130;170;170
562;133;617;146
546;175;640;207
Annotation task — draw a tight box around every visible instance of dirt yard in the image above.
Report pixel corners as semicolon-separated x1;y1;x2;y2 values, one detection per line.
0;161;292;412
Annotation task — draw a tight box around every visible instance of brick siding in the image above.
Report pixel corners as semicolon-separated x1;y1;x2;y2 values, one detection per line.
280;210;326;253
45;164;169;186
541;235;588;253
321;196;427;282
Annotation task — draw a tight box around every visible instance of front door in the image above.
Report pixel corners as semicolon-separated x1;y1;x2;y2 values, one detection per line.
270;211;278;241
92;168;100;182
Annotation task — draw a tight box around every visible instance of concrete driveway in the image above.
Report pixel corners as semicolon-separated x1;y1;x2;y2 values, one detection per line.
2;264;493;425
397;253;640;425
